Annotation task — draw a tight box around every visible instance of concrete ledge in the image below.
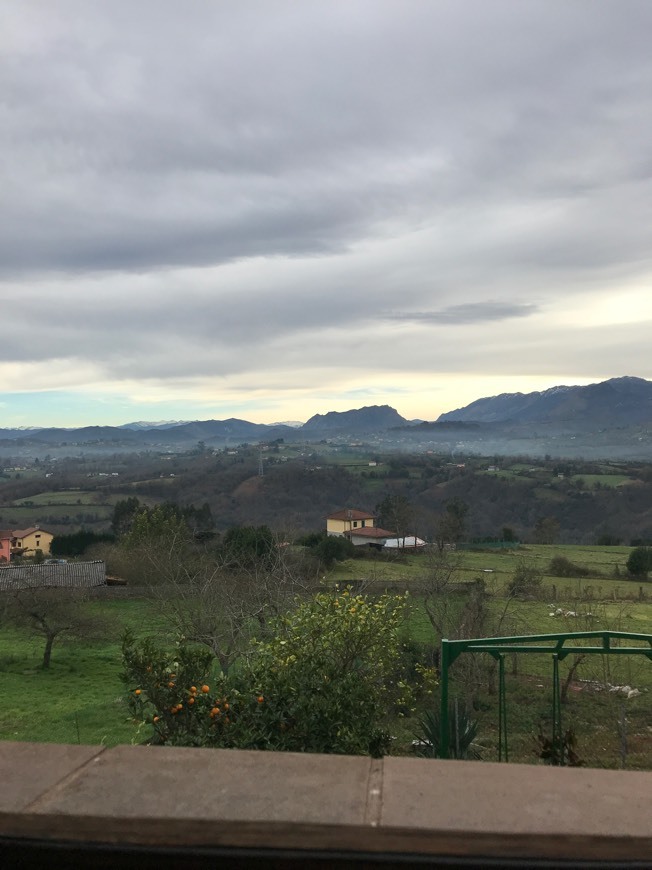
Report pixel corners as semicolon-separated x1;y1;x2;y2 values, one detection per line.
1;742;651;866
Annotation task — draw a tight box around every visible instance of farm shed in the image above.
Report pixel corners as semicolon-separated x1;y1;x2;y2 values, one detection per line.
0;561;106;592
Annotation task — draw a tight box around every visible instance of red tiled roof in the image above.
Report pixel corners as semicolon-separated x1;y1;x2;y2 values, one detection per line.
327;509;375;521
344;526;395;539
11;528;50;538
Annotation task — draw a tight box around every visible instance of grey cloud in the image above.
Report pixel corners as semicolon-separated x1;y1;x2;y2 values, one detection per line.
385;302;539;325
1;1;652;403
3;1;652;278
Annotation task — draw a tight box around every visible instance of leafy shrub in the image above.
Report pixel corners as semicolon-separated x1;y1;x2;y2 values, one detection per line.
548;556;590;578
222;525;275;565
123;632;222;747
507;561;543;597
626;547;652;579
295;531;324;548
123;589;432;756
247;589;414;756
414;706;481;759
297;531;356;567
596;534;622;546
51;529;114;557
535;727;584;767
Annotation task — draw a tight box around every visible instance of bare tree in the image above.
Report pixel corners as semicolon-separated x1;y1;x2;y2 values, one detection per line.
131;530;323;674
415;549;523;705
416;548;467;640
432;498;469;551
375;494;414;543
2;585;111;669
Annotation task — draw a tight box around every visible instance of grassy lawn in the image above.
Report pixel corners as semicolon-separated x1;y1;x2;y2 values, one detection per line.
1;554;650;768
0;599;165;746
476;677;652;769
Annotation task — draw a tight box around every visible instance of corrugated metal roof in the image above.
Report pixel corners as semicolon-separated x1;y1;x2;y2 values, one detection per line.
0;561;106;591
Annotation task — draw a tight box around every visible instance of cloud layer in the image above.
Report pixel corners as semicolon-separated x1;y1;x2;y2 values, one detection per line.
1;1;651;424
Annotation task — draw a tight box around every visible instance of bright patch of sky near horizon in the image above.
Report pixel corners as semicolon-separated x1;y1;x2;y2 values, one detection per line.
1;1;651;427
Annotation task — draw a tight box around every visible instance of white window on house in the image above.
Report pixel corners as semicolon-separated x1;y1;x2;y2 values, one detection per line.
361;520;366;527
353;521;358;527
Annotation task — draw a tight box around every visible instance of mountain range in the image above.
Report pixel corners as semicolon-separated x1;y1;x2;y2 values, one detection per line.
0;405;410;445
437;376;652;427
0;378;650;455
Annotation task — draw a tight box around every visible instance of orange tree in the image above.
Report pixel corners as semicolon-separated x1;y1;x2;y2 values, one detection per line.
123;589;431;756
122;632;263;749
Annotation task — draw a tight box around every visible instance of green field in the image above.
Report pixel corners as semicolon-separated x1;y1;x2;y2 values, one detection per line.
1;547;651;767
0;504;113;523
13;490;120;506
570;474;632;488
329;545;636;593
0;600;165;746
479;469;527;481
404;595;652;769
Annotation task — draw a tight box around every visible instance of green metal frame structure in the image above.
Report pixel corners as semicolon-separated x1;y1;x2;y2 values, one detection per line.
438;630;652;761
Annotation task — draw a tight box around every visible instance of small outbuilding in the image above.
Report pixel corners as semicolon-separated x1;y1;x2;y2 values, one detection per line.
0;561;106;591
384;536;427;550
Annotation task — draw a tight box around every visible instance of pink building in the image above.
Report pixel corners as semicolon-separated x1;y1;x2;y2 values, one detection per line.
0;532;12;564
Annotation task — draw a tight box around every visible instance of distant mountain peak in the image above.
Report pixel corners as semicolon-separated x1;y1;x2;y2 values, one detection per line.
437;376;652;427
119;420;191;430
302;404;408;433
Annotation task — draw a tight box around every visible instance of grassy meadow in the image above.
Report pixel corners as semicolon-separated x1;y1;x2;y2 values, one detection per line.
13;490;120;506
1;544;651;767
0;600;166;746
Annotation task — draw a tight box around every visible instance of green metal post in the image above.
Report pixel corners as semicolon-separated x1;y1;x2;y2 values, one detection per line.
432;630;652;764
498;653;508;762
552;653;563;765
439;640;450;758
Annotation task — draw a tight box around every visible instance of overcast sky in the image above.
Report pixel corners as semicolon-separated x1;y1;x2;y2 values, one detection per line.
2;0;651;427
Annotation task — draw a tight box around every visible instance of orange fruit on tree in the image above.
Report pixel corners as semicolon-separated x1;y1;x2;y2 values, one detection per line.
201;685;210;693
